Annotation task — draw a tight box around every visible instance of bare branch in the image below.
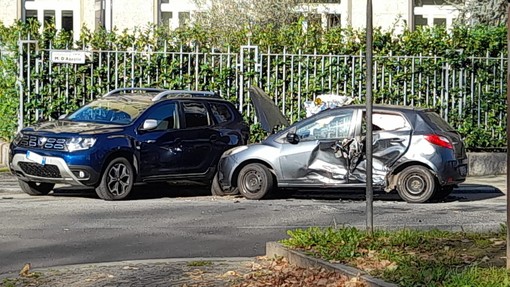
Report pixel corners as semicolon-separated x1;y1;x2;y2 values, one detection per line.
447;0;507;26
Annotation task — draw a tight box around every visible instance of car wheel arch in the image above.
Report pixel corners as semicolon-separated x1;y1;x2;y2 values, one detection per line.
385;161;436;192
231;159;277;188
98;150;137;186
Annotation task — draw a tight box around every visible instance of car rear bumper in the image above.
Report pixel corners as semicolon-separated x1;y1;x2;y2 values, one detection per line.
10;153;99;186
436;158;468;186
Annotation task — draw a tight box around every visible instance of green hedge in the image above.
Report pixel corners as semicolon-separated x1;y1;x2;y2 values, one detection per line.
0;20;507;149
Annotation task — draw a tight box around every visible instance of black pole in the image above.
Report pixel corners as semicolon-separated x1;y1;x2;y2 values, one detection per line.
366;0;374;234
506;0;510;270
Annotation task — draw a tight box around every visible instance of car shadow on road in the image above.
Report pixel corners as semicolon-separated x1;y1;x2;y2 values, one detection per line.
49;183;505;203
448;184;506;202
130;182;212;199
50;182;212;200
275;184;505;203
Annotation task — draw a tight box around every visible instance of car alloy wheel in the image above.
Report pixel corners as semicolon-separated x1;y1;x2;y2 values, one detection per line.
96;157;134;200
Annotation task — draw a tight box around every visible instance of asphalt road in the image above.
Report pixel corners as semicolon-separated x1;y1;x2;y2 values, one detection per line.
0;175;506;275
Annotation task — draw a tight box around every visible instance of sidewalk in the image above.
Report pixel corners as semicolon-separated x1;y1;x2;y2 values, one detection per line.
0;258;258;287
0;248;389;287
462;174;507;194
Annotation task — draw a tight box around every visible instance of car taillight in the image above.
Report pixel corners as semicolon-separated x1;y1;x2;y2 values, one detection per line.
425;134;453;149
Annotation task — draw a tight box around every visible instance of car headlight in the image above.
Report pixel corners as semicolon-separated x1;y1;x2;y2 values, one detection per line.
67;137;97;152
224;145;248;156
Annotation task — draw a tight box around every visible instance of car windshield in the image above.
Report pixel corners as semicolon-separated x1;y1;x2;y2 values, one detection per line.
67;98;151;124
423;111;456;132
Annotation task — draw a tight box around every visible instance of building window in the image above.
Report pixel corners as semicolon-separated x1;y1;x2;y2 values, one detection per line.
327;14;341;29
178;12;190;27
62;10;73;32
433;17;446;26
414;0;447;6
161;11;173;27
44;10;55;25
95;0;105;29
414;15;427;27
25;10;37;21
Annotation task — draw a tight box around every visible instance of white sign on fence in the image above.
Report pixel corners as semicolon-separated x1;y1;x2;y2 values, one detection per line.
50;50;86;64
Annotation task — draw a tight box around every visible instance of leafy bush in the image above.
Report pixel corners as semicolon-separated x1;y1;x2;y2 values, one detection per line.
0;21;507;149
282;226;508;287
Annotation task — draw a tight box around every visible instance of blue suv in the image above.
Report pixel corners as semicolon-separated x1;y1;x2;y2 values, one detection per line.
9;88;249;200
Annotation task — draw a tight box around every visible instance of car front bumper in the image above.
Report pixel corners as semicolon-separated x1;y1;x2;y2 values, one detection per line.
217;154;238;188
10;153;99;186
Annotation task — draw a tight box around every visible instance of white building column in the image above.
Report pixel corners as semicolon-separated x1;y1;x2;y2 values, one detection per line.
105;0;112;31
55;9;62;30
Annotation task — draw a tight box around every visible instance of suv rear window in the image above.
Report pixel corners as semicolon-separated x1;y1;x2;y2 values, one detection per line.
423;112;456;132
210;103;233;124
183;102;209;128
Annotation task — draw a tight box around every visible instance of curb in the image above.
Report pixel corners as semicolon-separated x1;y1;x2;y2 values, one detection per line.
266;242;397;287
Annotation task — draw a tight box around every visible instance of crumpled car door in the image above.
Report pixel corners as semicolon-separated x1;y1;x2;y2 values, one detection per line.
350;112;412;185
279;109;356;186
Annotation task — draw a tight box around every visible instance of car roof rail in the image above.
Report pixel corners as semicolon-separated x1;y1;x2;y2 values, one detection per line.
152;90;220;101
103;87;167;97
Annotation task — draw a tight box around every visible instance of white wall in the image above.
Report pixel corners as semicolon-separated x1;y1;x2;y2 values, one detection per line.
161;0;197;30
0;0;461;38
111;0;156;32
0;0;21;26
349;0;410;31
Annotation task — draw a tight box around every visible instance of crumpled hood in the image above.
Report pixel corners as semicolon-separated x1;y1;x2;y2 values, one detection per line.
22;120;123;135
249;86;289;133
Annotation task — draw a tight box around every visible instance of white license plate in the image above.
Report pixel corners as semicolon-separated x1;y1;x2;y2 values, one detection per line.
26;151;46;165
459;165;467;176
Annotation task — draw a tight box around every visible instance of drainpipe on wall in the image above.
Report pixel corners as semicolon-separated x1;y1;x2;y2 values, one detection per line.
408;0;414;31
19;0;25;21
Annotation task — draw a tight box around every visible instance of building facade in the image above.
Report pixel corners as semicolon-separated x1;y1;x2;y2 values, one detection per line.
0;0;460;42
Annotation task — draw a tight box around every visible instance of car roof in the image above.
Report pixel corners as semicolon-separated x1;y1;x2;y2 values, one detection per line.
342;104;433;113
102;88;223;102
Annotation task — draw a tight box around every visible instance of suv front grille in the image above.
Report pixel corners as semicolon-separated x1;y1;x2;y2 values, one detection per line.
18;135;67;150
19;162;61;178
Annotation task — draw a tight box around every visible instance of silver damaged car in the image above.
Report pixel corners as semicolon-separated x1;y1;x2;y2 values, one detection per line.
213;87;468;203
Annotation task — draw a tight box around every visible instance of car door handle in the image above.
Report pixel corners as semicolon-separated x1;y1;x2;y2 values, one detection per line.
210;135;218;141
389;138;405;143
145;140;156;143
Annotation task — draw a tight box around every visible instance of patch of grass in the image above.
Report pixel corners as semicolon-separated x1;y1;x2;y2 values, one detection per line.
0;167;9;172
2;278;17;287
187;260;213;267
281;226;508;287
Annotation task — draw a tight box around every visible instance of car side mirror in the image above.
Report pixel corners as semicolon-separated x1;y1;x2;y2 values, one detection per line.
286;132;300;144
58;114;68;120
141;119;158;131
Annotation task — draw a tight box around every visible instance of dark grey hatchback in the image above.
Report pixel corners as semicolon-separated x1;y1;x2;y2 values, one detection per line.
214;88;467;203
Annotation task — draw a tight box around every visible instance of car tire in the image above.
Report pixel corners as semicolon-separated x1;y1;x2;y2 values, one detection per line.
95;157;134;201
18;180;54;196
396;166;437;203
237;163;273;200
211;173;239;196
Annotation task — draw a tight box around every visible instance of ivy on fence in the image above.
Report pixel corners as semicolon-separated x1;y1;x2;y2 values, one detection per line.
0;20;507;149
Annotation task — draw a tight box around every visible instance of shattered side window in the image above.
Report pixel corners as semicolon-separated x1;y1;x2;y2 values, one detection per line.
296;110;354;141
372;113;411;131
